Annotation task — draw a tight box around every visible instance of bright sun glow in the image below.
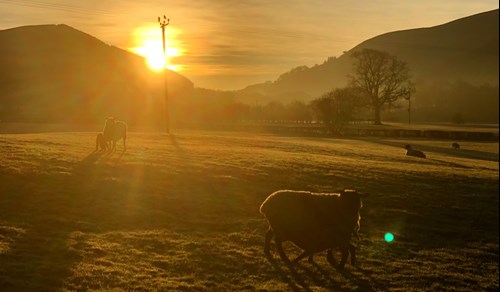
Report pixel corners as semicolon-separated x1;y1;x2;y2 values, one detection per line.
130;25;182;72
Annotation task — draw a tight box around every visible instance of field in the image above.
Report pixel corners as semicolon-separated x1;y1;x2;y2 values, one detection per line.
0;129;498;291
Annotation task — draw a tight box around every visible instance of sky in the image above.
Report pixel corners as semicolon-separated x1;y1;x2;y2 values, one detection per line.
0;0;498;90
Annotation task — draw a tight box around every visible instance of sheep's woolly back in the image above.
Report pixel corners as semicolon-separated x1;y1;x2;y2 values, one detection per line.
260;189;365;242
259;190;343;216
103;118;127;141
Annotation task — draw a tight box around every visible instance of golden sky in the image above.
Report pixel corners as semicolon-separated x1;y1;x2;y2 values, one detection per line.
0;0;498;90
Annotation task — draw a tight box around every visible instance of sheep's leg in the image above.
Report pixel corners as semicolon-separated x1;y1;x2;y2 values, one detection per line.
326;249;336;266
338;246;349;270
349;243;356;265
308;254;314;263
264;227;274;255
275;237;292;264
293;250;313;264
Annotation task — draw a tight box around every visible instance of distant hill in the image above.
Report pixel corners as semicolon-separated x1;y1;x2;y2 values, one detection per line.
1;10;498;126
0;24;194;127
236;9;499;106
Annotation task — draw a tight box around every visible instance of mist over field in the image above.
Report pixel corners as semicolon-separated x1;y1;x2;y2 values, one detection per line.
0;129;498;290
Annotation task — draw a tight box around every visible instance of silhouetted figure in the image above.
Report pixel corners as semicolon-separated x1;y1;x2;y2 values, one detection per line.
102;117;127;152
260;189;367;270
452;142;460;150
405;144;426;158
95;133;107;151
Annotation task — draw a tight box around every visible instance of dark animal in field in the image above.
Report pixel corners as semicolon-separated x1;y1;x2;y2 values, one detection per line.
95;133;108;151
452;142;460;150
405;144;426;158
259;189;367;270
102;117;127;152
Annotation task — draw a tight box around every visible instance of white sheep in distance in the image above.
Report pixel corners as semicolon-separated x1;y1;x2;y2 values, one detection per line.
259;189;368;270
405;144;426;158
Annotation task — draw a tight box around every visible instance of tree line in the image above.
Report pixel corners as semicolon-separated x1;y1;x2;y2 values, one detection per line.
2;48;496;128
179;49;416;132
179;48;498;128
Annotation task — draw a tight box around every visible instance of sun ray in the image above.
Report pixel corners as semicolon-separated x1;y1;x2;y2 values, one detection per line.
129;25;183;72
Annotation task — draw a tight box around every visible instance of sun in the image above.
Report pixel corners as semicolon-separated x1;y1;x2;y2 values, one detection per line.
129;25;182;72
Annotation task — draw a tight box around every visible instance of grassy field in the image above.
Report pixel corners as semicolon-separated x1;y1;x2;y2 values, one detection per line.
0;130;498;291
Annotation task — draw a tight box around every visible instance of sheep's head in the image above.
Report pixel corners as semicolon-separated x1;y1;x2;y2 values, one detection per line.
338;189;368;231
105;117;115;127
404;144;412;150
339;189;368;211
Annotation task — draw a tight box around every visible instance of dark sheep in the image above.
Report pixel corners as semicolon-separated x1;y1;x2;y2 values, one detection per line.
259;189;367;270
95;133;108;151
102;117;127;152
405;144;426;158
452;142;460;150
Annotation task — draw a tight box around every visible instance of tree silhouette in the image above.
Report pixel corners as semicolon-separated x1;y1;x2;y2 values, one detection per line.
349;48;414;125
310;87;361;133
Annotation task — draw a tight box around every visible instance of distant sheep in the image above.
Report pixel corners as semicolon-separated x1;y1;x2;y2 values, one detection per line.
102;117;127;152
405;144;426;158
259;189;367;270
452;142;460;150
95;133;107;151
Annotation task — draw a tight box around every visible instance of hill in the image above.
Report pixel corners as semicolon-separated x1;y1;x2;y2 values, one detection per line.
235;10;499;123
1;10;498;126
0;24;194;127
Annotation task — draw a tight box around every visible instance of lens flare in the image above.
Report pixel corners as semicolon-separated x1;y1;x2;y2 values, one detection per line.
384;232;394;242
129;25;183;72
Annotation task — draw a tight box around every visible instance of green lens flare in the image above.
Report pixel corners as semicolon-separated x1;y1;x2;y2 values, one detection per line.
384;232;394;242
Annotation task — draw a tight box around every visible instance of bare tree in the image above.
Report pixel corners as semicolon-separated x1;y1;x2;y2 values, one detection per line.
349;48;414;125
310;87;361;133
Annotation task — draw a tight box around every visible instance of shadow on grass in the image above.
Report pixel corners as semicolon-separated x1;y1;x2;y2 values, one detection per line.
0;224;82;290
80;150;106;165
265;250;378;291
343;266;384;291
265;253;311;292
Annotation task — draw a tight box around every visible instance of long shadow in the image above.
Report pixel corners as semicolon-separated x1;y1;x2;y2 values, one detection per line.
266;251;381;291
0;223;83;290
295;260;344;289
265;253;312;292
0;173;83;290
80;150;106;165
342;268;387;291
111;150;126;167
73;150;113;177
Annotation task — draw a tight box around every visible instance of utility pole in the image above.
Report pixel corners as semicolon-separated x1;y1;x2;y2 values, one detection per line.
408;97;411;125
405;92;412;125
158;15;170;133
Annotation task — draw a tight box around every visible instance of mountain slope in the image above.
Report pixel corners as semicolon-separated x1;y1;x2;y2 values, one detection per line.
0;24;194;126
237;9;499;102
